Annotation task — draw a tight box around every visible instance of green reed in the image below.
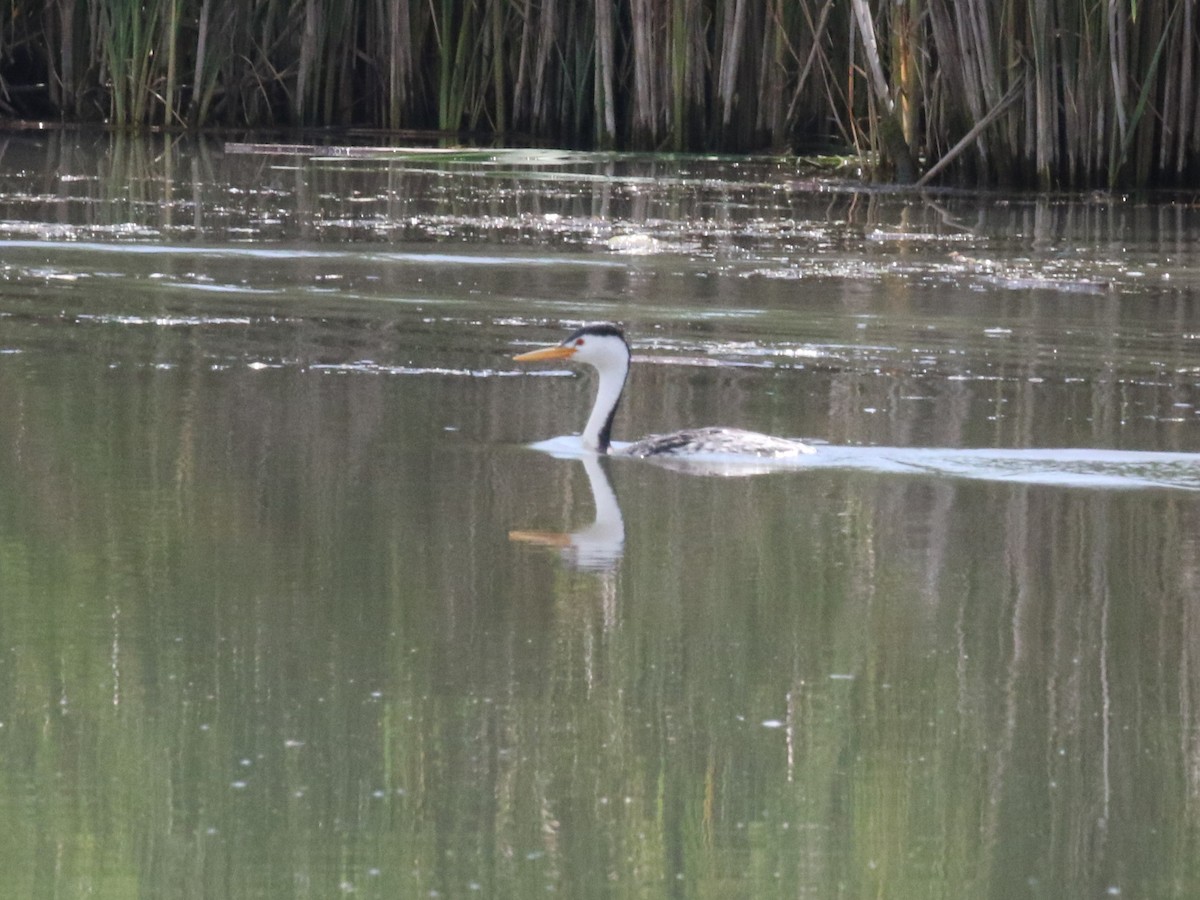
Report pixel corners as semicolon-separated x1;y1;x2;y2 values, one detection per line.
2;0;1196;188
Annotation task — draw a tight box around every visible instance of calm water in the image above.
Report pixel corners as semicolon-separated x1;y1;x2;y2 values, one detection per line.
1;133;1199;899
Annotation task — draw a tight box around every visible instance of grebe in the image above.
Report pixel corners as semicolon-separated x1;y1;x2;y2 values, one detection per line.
513;324;815;458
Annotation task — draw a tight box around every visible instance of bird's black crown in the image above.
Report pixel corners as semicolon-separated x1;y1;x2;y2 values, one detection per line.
564;323;627;344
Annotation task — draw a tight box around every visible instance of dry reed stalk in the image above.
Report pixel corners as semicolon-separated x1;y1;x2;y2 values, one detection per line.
2;0;1196;186
916;74;1024;187
163;0;179;126
670;0;689;151
530;0;558;131
850;0;890;114
850;0;915;180
488;0;507;134
783;0;833;125
1114;1;1177;186
845;6;862;154
323;1;354;125
999;0;1020;157
957;0;993;168
1182;0;1198;174
717;0;748;134
41;2;61;112
386;0;414;130
511;0;532;128
1109;0;1130;143
594;0;617;147
52;0;81;117
1169;0;1196;175
756;0;780;145
789;0;854;147
295;0;319;123
630;0;657;147
893;0;920;150
188;0;210;125
1030;1;1056;187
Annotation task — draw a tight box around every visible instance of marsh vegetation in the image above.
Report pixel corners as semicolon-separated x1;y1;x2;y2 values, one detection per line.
2;1;1198;186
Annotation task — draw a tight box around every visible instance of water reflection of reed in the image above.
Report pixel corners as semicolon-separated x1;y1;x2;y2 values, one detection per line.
0;133;1197;265
2;136;1200;895
1;321;1199;895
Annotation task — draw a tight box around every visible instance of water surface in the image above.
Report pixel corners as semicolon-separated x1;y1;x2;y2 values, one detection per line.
1;133;1198;899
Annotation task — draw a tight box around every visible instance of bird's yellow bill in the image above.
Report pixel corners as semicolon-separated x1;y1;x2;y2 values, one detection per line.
509;529;573;548
513;344;576;363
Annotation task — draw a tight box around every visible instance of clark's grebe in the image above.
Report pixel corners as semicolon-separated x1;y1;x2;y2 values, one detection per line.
513;324;814;458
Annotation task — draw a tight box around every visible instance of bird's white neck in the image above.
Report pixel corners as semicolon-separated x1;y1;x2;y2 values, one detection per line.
582;353;629;453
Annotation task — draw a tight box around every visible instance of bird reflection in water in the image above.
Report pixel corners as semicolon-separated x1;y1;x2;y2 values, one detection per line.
509;454;625;572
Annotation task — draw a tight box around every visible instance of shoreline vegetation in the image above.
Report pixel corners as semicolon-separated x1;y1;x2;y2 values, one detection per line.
1;0;1197;188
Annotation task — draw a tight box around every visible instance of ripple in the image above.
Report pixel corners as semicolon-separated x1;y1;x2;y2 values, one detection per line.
525;436;1200;490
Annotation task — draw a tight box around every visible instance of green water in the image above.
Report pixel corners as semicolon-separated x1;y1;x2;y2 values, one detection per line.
0;134;1198;899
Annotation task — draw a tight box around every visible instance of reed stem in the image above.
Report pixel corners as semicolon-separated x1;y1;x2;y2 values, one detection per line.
2;0;1195;186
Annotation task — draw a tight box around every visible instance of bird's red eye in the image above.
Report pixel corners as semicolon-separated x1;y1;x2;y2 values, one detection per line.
575;338;585;346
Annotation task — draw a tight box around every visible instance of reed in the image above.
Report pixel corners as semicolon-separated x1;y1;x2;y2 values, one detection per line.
2;0;1196;187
